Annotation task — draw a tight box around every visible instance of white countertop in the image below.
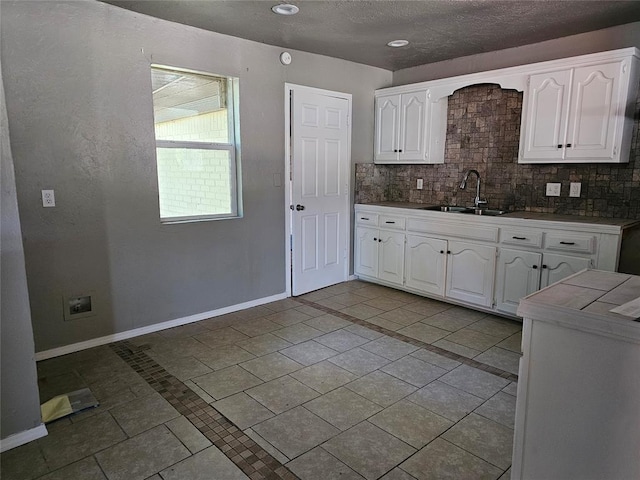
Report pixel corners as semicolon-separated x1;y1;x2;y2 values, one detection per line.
517;269;640;342
356;202;640;231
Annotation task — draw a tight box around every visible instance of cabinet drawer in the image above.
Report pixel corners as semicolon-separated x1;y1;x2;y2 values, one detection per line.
379;215;406;230
545;233;596;254
356;213;378;226
500;229;543;248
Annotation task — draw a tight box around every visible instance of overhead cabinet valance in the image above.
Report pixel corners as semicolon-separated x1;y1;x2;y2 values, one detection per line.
374;47;639;165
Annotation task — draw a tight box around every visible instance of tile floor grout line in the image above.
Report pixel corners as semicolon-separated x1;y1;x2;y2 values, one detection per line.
294;297;519;383
109;341;299;480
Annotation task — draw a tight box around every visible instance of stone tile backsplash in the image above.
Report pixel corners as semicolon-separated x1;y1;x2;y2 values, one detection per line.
355;83;640;219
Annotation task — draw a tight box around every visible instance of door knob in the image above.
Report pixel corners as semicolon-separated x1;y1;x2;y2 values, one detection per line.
296;204;305;211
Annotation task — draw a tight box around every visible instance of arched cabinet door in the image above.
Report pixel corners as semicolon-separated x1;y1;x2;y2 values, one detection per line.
404;234;447;297
374;94;400;162
519;57;632;164
565;62;625;161
445;241;497;308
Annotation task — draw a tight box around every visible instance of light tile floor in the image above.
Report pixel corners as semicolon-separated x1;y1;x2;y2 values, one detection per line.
1;280;521;480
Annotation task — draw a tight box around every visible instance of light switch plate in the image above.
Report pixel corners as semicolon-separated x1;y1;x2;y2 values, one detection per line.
546;183;561;197
417;178;423;190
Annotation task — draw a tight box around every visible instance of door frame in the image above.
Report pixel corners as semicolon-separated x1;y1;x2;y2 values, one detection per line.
284;83;352;297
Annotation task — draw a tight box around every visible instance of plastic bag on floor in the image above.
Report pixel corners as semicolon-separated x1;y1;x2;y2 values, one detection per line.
41;388;99;423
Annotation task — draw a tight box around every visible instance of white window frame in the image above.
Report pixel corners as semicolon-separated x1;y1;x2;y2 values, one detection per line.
152;65;242;223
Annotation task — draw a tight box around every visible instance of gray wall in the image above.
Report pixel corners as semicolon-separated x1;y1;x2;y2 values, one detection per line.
1;0;391;352
394;21;640;85
0;59;42;440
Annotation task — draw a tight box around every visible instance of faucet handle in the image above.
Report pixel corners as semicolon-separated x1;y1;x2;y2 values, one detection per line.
475;198;488;207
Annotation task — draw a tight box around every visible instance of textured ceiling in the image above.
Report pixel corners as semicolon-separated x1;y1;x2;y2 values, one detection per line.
102;1;640;71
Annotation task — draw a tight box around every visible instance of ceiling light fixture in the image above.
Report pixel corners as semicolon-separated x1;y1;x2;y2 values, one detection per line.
387;40;409;48
271;3;299;15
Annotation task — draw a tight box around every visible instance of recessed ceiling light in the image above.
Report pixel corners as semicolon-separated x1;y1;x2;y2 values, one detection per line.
272;3;299;15
387;40;409;48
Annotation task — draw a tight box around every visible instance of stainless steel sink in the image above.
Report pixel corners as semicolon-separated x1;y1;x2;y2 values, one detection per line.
419;205;473;213
461;208;508;216
419;205;508;216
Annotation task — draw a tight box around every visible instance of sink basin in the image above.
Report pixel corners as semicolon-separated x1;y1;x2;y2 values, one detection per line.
460;208;508;216
418;205;508;216
419;205;473;213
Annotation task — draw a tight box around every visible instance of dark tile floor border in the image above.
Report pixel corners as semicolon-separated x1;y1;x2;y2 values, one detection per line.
110;342;298;480
295;297;519;383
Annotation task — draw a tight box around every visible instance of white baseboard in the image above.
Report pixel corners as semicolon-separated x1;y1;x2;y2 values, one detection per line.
0;424;48;453
36;292;288;361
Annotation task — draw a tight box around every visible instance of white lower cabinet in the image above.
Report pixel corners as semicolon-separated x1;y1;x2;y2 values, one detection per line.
405;234;447;296
355;226;404;285
446;241;497;308
405;235;496;308
495;249;592;315
541;253;591;287
354;205;633;319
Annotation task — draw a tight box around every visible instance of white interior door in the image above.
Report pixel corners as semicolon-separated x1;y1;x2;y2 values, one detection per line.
290;87;350;296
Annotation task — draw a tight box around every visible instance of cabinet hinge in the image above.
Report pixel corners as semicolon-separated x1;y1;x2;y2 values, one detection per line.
614;145;618;156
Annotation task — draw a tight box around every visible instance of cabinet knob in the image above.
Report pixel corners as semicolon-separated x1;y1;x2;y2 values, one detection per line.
440;250;444;254
447;250;451;254
557;144;563;149
373;237;377;241
542;264;548;269
566;143;572;148
379;239;382;242
532;265;538;269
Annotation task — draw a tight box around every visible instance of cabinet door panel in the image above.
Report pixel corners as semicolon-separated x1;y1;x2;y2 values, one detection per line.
378;231;405;285
355;227;378;278
520;69;572;161
405;234;446;296
541;253;591;288
398;91;427;161
495;249;542;315
446;241;497;307
566;62;623;160
375;94;400;162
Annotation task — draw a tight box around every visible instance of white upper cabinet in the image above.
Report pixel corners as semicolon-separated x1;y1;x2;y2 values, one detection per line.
520;56;639;163
373;48;638;165
375;94;401;162
374;89;446;164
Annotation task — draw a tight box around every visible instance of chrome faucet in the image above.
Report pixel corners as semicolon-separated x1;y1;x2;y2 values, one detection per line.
459;169;487;208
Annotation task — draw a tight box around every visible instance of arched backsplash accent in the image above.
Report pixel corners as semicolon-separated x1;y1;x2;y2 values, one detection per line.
356;83;640;219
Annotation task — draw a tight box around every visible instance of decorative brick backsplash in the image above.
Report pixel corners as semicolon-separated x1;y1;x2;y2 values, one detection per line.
355;83;640;219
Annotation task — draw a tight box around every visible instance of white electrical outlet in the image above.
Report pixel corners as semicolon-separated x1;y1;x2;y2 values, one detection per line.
417;178;424;190
569;182;581;197
42;189;55;207
545;183;561;197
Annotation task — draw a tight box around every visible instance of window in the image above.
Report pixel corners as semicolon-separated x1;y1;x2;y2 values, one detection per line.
151;65;241;222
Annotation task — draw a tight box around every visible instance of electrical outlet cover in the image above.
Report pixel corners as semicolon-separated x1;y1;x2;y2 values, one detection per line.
570;182;581;197
42;189;55;207
417;178;424;190
545;183;561;197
